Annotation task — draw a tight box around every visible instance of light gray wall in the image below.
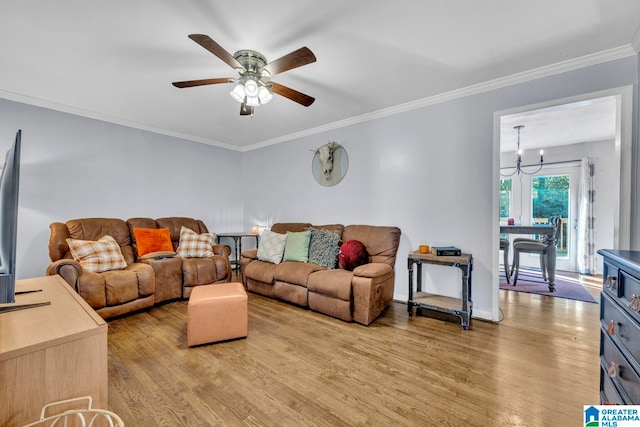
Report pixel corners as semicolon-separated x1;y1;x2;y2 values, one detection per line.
1;55;637;322
242;55;639;321
0;98;243;280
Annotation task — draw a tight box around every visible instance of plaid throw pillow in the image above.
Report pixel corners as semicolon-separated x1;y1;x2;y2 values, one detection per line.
176;226;215;258
66;235;127;273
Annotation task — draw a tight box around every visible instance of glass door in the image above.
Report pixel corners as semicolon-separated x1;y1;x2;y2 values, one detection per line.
503;164;579;272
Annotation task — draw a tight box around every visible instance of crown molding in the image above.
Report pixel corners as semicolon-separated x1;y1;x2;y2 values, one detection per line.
632;29;640;53
1;43;637;154
0;89;243;152
244;44;637;152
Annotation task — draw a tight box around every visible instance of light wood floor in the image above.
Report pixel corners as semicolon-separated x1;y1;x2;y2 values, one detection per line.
107;274;602;426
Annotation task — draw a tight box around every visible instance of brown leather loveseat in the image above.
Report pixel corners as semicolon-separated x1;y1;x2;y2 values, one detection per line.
46;217;231;319
240;223;401;325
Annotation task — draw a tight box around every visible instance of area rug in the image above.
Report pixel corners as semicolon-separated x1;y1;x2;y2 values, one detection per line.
500;269;597;303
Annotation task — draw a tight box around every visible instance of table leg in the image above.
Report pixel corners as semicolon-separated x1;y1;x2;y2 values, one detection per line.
407;258;414;316
547;237;557;292
459;261;472;330
228;236;240;271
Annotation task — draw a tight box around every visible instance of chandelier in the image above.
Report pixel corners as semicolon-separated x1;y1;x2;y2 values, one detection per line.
500;125;544;177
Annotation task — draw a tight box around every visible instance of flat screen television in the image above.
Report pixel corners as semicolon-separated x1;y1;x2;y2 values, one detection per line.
0;130;21;304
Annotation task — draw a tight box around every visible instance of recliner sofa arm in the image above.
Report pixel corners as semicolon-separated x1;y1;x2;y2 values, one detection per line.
49;222;71;261
212;243;231;258
241;248;258;260
46;259;82;291
352;262;393;278
351;263;396;325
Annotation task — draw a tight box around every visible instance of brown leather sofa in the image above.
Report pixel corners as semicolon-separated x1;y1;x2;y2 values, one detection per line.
46;217;232;319
240;223;401;325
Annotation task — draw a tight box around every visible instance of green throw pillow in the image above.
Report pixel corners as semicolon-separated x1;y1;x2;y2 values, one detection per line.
283;230;311;262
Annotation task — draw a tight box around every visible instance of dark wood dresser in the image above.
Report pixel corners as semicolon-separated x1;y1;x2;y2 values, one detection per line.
597;249;640;404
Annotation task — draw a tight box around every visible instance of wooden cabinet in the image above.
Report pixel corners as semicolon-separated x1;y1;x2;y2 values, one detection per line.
0;275;108;426
597;249;640;404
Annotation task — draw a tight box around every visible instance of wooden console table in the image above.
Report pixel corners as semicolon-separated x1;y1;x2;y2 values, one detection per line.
407;251;473;329
0;275;108;426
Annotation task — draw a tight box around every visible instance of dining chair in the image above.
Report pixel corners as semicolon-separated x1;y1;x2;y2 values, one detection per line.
499;238;510;284
510;216;561;286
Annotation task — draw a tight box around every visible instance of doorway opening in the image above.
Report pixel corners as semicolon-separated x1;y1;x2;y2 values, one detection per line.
491;86;633;321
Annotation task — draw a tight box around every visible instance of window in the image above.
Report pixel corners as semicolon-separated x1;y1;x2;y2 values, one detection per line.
499;179;511;220
531;175;569;256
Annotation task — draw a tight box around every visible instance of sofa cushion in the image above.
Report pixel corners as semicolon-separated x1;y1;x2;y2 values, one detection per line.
270;223;312;234
182;257;219;286
274;261;324;287
103;269;143;306
338;240;368;271
245;260;278;284
308;228;340;269
66;218;135;265
307;269;354;301
156;217;210;250
66;235;127;273
257;230;287;264
313;224;345;239
342;225;401;267
177;226;215;258
283;230;311;262
133;227;173;257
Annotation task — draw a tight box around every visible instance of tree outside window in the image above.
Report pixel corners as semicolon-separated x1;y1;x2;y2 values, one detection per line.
500;179;511;219
532;175;570;255
531;176;569;219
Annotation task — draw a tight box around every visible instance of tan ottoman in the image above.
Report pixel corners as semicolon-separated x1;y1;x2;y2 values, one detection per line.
187;282;248;347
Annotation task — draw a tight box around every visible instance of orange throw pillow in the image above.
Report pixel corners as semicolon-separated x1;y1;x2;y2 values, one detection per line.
133;228;173;257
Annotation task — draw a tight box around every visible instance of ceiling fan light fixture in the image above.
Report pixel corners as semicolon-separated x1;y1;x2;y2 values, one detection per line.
173;35;317;116
230;83;245;103
244;78;259;97
258;85;273;104
246;96;260;107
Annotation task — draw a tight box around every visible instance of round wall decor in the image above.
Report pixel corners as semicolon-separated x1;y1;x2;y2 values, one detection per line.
312;142;349;186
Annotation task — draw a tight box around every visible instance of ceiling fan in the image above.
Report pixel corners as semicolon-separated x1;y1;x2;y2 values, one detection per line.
172;34;316;116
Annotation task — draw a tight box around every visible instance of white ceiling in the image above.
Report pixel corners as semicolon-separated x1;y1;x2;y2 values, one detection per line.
500;96;618;153
1;1;639;151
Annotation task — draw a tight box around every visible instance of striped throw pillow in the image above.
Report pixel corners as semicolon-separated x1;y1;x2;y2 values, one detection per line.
66;235;127;273
176;226;215;258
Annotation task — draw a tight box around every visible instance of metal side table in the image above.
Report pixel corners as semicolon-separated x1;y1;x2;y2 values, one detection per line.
407;251;473;330
216;232;259;271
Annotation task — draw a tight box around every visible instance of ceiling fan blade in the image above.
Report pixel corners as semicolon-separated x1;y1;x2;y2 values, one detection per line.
188;34;244;70
172;78;233;88
270;82;315;107
240;103;254;116
262;47;316;76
